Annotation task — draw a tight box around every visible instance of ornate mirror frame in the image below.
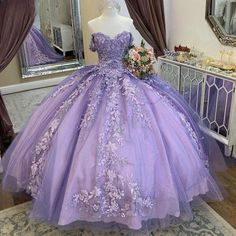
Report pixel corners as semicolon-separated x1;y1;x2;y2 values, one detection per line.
205;0;236;47
18;0;84;79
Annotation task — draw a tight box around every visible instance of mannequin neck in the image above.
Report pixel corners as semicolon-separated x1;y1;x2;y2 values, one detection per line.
101;6;119;18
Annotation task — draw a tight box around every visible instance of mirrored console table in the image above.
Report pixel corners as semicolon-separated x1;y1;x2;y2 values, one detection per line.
158;56;236;157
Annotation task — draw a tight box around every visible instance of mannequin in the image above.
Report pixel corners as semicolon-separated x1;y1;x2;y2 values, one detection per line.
88;0;133;37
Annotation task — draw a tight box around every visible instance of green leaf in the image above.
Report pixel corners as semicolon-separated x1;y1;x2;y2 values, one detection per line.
141;40;145;48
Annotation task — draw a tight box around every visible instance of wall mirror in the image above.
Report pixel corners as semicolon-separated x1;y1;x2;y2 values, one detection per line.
19;0;84;78
206;0;236;46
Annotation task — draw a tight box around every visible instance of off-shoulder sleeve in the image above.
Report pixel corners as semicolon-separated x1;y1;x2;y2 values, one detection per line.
89;34;96;52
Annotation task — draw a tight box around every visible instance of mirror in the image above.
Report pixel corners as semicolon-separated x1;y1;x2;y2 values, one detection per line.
19;0;84;78
206;0;236;46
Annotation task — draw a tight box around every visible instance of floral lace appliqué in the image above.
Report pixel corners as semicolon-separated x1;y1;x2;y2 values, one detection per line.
73;78;155;218
51;78;76;98
72;170;154;218
122;76;152;128
27;76;94;198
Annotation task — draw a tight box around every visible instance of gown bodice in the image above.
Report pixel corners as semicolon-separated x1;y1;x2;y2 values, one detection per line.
89;31;133;64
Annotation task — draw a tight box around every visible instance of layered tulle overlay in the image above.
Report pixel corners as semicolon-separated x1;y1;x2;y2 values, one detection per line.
23;26;64;66
2;31;225;231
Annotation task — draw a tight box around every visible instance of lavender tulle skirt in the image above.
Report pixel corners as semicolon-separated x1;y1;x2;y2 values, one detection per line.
23;26;64;67
2;64;226;231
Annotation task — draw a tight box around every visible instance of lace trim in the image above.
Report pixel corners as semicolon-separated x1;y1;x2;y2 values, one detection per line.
51;78;76;98
51;67;97;98
80;82;104;129
27;76;94;198
122;77;152;128
73;78;155;218
26;33;55;65
72;171;155;218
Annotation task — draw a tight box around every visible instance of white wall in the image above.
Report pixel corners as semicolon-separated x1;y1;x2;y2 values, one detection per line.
164;0;172;45
82;0;150;65
165;0;236;63
119;0;147;46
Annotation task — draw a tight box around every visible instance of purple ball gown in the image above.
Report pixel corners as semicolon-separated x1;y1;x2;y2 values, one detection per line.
2;31;224;231
23;26;64;67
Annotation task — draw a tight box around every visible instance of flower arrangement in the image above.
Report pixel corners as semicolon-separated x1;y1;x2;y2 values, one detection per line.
123;40;156;79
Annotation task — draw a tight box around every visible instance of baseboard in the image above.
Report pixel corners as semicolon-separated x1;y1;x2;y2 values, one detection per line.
0;76;65;95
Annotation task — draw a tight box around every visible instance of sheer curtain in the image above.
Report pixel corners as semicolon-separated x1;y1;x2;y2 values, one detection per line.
0;0;35;161
125;0;167;56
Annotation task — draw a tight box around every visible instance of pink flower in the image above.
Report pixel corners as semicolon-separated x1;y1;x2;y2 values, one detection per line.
147;48;154;55
124;45;155;79
131;51;141;61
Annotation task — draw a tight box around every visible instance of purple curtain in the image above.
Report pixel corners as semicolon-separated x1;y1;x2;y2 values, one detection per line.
125;0;167;56
0;0;35;71
0;95;15;154
0;0;35;154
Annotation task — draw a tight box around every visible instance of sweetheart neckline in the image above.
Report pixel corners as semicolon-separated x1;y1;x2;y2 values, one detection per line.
91;31;131;40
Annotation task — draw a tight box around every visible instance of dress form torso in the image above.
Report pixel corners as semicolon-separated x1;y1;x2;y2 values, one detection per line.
88;4;133;37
